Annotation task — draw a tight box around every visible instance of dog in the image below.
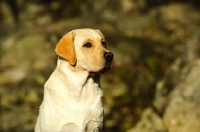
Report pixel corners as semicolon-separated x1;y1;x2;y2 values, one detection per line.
35;28;113;132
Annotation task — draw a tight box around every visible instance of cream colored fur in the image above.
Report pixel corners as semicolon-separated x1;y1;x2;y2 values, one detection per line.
35;28;113;132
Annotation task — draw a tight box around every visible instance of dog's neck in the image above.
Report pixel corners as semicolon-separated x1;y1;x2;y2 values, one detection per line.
46;57;102;102
56;57;100;86
44;57;102;109
88;72;100;84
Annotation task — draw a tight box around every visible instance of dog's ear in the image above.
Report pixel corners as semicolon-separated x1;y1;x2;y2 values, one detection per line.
55;31;76;66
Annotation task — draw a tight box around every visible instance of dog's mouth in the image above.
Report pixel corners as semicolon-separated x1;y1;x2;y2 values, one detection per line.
98;63;112;74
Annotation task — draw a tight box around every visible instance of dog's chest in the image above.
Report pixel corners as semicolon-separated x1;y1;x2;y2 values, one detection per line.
49;77;103;126
67;78;103;116
42;75;103;131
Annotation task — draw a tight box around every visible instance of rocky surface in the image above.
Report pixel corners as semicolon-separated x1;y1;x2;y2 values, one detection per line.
164;60;200;132
127;108;167;132
129;29;200;132
0;1;200;132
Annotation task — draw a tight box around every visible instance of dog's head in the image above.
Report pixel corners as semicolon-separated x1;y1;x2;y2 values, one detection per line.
55;28;113;74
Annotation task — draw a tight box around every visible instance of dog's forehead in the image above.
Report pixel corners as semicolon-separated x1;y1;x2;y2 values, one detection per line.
74;29;104;40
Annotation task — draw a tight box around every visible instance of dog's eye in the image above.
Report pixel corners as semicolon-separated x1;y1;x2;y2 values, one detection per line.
102;41;106;48
83;42;92;48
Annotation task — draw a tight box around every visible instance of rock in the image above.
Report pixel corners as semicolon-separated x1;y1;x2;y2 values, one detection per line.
153;58;183;114
128;108;167;132
158;29;200;132
0;33;56;85
0;31;56;131
184;29;200;63
163;60;200;132
128;28;200;132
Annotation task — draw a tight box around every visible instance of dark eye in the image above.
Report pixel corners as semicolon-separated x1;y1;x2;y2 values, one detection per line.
102;41;106;48
83;42;92;48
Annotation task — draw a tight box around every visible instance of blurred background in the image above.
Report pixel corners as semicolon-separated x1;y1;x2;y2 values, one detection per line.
0;0;200;132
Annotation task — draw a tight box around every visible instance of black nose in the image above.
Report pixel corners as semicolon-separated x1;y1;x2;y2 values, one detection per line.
104;52;113;62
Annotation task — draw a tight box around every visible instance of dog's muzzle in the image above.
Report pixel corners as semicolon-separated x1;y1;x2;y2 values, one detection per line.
99;52;114;74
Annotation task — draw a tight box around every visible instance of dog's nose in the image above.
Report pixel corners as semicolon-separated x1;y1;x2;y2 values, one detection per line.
104;52;113;62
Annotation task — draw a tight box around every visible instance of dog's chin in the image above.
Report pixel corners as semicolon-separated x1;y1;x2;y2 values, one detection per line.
89;64;112;74
98;65;112;74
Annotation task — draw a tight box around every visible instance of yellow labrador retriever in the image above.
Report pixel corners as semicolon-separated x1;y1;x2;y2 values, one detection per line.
35;28;113;132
